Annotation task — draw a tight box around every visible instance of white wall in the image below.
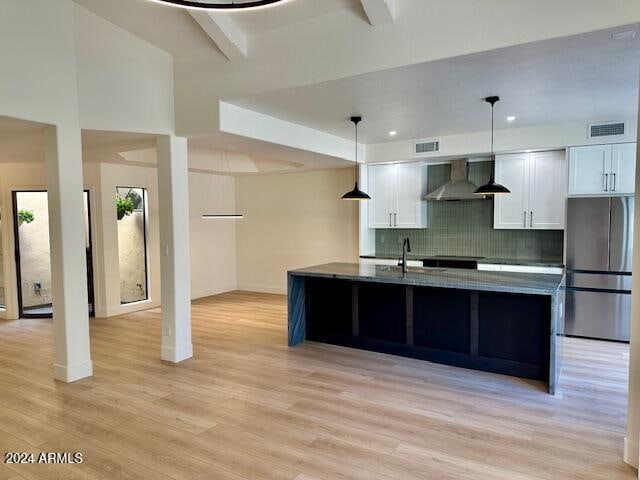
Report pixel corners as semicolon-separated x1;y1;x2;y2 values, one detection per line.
0;155;239;319
189;172;238;299
0;0;79;125
92;161;161;317
624;76;640;469
235;168;359;294
367;119;639;164
0;162;100;320
74;4;174;134
219;102;361;163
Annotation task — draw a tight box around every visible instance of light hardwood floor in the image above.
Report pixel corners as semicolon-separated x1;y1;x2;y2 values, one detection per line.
0;291;634;479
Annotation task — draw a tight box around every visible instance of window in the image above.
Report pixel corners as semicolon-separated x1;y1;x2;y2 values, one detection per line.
116;187;148;304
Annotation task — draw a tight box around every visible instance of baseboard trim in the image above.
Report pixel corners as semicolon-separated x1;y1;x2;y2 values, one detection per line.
624;436;639;468
54;360;93;383
192;285;237;300
161;343;193;363
237;284;287;295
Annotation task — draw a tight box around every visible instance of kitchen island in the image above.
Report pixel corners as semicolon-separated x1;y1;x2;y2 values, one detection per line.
288;262;565;394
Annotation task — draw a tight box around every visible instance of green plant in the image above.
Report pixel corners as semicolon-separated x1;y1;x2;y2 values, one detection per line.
17;208;34;224
116;195;135;220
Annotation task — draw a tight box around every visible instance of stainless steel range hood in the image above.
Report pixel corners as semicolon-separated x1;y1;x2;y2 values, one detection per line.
424;159;483;201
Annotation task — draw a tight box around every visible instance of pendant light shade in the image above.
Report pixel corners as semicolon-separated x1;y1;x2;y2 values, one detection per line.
474;96;511;195
342;183;371;200
342;116;371;201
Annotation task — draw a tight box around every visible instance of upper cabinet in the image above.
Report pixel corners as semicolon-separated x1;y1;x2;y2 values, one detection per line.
568;143;636;197
494;150;566;230
368;161;427;229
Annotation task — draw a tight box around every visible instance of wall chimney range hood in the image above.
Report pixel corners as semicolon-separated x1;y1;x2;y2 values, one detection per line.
425;159;484;201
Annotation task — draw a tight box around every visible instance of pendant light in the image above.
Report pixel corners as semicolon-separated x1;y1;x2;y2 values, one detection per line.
202;150;244;220
474;96;511;195
147;0;289;10
342;116;371;201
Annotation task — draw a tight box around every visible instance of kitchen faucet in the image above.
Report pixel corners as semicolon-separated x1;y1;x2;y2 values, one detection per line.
399;237;412;274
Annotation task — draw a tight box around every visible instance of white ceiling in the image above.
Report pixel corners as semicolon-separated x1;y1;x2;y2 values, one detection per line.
73;0;213;56
73;0;362;57
228;24;640;144
229;0;360;34
189;132;352;172
0;119;156;164
0;117;349;173
0;117;46;163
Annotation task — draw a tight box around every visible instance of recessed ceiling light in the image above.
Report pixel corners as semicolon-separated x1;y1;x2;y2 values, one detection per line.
611;30;637;41
506;116;517;122
389;131;397;137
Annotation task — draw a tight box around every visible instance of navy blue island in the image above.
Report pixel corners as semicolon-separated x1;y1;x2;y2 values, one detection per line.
288;262;565;394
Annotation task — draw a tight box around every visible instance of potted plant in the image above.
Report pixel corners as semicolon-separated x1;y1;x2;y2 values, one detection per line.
17;208;35;225
116;195;135;220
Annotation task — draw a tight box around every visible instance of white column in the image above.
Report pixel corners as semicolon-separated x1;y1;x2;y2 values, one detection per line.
45;125;93;382
624;76;640;470
156;135;193;362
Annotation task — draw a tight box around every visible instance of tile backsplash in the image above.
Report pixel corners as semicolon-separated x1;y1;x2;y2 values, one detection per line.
375;161;564;261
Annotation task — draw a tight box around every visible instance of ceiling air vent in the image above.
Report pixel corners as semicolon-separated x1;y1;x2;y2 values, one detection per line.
589;121;626;139
414;139;440;155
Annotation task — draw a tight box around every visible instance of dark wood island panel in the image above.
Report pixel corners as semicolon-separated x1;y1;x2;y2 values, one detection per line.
289;263;564;394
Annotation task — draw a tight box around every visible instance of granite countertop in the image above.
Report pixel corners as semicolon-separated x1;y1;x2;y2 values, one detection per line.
289;262;564;296
360;254;564;268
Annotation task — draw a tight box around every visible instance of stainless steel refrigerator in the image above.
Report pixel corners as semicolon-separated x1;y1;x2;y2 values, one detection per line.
565;197;633;342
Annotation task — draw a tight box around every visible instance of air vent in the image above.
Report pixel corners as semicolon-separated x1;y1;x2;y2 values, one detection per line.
414;139;440;155
589;122;626;139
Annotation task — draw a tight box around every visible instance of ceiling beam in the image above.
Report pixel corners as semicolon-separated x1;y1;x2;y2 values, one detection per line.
360;0;396;26
188;11;247;61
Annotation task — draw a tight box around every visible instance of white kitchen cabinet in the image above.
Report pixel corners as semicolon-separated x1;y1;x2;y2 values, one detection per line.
494;150;566;230
368;162;427;229
368;163;396;228
493;153;529;229
568;143;636;196
528;151;567;229
611;143;636;195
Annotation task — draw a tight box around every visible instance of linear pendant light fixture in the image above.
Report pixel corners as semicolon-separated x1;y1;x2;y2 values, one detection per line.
147;0;290;10
474;96;511;195
201;151;244;220
342;116;371;201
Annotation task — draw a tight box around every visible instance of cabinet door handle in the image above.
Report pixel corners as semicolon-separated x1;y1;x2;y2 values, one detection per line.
604;173;609;192
523;211;527;228
394;213;397;227
389;213;392;227
530;211;533;228
612;173;617;192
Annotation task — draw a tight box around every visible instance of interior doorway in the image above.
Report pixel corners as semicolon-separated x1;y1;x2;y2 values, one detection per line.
12;190;94;319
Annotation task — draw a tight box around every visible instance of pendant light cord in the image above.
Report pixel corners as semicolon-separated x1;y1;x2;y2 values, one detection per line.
355;120;358;166
352;116;361;187
491;102;494;159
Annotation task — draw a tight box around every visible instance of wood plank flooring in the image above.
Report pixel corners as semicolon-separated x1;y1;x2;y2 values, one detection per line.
0;290;634;479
